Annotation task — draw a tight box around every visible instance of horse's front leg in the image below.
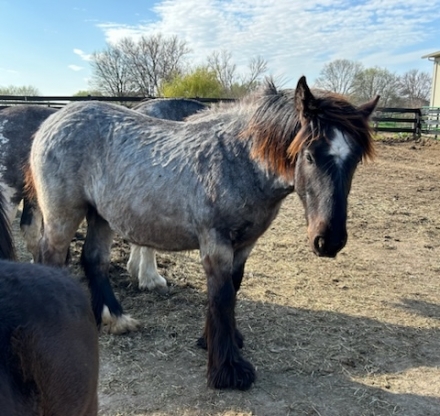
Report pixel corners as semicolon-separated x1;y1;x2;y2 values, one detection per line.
197;245;254;350
201;242;255;390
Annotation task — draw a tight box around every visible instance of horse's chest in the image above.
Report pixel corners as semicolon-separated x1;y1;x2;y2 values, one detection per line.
220;203;282;248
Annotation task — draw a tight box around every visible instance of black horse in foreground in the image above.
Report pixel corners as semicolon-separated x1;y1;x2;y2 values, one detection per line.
0;190;99;415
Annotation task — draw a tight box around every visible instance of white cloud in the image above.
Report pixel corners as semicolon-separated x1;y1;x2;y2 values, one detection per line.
94;0;440;85
74;48;92;62
0;67;19;75
68;65;83;72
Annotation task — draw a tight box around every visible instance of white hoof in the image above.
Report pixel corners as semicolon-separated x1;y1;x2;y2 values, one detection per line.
138;273;168;293
101;306;141;334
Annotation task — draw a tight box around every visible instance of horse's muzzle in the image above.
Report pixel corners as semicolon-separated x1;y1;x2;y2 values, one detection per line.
310;231;347;258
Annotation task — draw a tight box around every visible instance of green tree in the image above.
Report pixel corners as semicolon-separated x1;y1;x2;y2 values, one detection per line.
160;67;223;98
73;90;103;97
0;85;40;95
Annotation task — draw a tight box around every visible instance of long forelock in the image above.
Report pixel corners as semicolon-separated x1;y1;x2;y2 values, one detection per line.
288;92;376;162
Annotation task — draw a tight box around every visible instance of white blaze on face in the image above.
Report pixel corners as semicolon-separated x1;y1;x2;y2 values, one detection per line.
329;130;351;167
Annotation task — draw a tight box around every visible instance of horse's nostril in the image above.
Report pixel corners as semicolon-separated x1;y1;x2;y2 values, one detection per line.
314;236;325;253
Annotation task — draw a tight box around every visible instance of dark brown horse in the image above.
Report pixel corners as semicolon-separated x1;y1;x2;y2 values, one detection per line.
0;189;99;415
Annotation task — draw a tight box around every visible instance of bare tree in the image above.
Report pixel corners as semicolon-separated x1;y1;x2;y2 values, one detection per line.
122;34;190;96
314;59;363;96
207;50;237;92
241;56;268;90
90;43;136;96
90;34;190;96
353;67;400;107
398;69;431;107
207;50;267;97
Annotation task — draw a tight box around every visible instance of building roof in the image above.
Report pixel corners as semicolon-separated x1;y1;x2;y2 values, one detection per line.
422;50;440;59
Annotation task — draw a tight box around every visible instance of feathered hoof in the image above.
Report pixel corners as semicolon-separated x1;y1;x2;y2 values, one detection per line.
138;275;168;294
101;307;141;334
139;281;170;296
207;357;256;390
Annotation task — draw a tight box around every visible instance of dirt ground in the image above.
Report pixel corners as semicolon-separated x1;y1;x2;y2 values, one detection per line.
14;139;440;415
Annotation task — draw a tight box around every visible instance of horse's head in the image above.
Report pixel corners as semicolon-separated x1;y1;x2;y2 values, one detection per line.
292;76;379;257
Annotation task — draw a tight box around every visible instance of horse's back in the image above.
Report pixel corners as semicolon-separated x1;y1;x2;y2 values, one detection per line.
134;98;206;121
0;260;99;415
0;105;57;198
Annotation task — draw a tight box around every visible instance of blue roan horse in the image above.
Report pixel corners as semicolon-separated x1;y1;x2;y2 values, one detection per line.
0;100;206;294
28;76;378;390
0;189;99;414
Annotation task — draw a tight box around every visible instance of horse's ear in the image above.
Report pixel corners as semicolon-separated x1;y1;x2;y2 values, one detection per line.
294;76;319;119
358;95;380;118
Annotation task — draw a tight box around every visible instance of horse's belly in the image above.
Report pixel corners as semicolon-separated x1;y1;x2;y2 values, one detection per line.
105;205;200;251
125;221;199;251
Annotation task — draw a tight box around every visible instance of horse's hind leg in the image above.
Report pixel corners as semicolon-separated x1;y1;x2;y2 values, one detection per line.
82;206;140;334
128;245;168;293
127;244;141;280
38;206;85;266
20;197;43;261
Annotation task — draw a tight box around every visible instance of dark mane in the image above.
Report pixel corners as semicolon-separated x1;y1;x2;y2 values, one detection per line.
241;81;376;179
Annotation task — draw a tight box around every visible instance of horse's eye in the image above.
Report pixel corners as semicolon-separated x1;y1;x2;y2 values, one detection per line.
305;152;314;164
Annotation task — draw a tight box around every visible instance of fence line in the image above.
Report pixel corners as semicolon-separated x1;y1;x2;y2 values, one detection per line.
0;95;231;109
421;107;440;139
372;108;422;137
0;95;438;138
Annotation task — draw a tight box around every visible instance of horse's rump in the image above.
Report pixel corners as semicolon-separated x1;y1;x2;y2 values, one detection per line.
0;260;99;415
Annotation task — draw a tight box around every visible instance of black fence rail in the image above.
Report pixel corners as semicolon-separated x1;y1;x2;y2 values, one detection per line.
0;95;146;110
0;95;438;138
0;95;231;110
372;107;422;137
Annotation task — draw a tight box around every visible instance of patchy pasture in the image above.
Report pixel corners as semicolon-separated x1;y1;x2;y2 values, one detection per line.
14;140;440;415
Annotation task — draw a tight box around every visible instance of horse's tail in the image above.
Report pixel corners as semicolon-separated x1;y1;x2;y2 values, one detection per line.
0;187;16;260
23;160;37;202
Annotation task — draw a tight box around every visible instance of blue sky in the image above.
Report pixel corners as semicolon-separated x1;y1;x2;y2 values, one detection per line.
1;0;439;95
